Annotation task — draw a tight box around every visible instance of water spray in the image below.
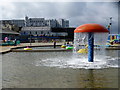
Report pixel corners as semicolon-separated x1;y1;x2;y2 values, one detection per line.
74;23;109;62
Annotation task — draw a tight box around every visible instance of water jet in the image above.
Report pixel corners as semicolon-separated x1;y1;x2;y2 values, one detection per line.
74;23;109;62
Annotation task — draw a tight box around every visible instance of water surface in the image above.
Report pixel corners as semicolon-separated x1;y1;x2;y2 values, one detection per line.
2;50;119;88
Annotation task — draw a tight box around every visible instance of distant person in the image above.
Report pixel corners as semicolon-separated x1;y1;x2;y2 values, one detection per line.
67;41;69;45
14;39;17;46
53;40;56;48
110;41;113;45
66;41;70;46
4;37;8;42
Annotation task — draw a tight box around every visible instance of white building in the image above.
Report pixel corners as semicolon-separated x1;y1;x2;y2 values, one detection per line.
25;16;69;28
46;19;57;28
0;20;25;27
56;19;69;28
21;27;51;35
1;16;69;28
25;16;46;27
10;20;25;27
21;26;68;36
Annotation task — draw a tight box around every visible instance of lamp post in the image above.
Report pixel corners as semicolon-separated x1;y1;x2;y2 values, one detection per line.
107;17;112;34
29;28;32;46
30;33;31;46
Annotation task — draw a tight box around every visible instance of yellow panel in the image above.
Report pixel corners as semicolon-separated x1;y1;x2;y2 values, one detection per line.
110;35;112;40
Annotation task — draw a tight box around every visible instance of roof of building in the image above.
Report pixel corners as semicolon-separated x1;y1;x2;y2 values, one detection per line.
21;27;51;31
0;29;20;34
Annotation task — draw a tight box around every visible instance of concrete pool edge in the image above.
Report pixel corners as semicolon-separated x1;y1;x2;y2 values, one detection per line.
11;49;72;52
1;45;120;54
0;45;72;54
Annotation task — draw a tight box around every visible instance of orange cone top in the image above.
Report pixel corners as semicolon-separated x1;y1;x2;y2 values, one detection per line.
74;23;109;33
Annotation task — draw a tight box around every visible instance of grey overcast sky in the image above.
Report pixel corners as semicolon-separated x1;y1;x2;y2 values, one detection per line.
0;0;119;34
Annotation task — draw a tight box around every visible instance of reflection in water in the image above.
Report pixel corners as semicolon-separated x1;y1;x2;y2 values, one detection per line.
87;70;94;88
77;69;118;88
78;69;95;88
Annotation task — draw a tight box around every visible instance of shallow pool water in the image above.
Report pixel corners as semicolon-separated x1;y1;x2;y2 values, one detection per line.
3;50;119;69
34;50;119;69
2;50;119;88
